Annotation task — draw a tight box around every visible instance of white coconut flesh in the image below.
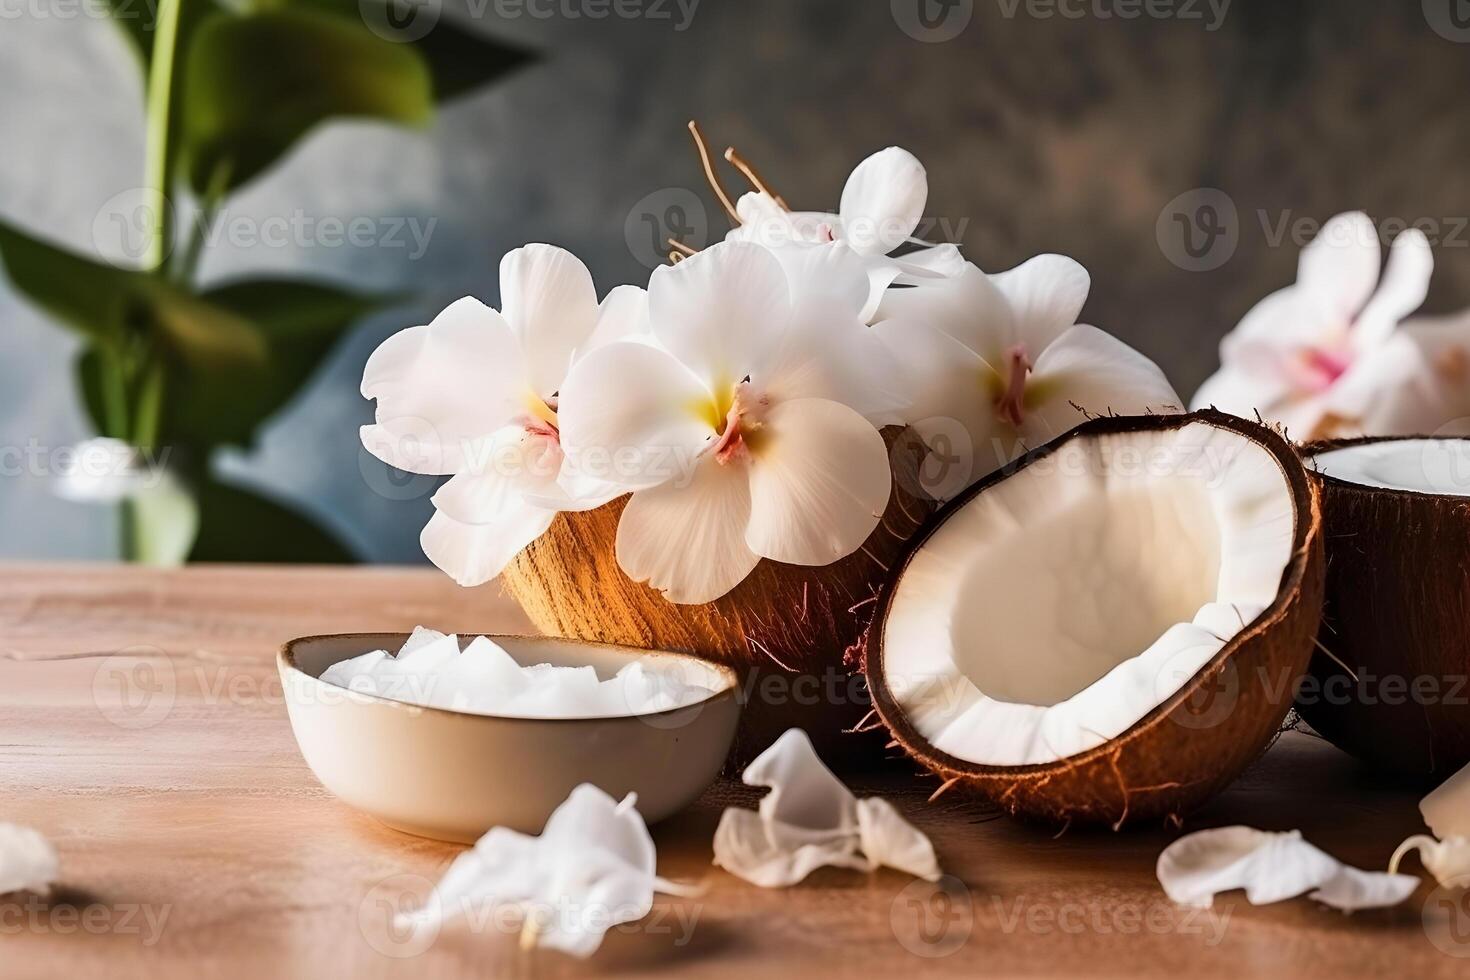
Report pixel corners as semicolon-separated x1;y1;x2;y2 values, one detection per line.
1312;439;1470;496
881;422;1298;767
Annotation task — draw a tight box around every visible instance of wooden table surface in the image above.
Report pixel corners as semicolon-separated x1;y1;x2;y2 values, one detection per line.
1;562;1465;979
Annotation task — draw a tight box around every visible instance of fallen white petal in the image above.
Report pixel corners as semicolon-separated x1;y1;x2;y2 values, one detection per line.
0;824;59;896
855;798;942;882
713;729;942;888
1420;757;1470;841
398;785;690;959
1309;865;1421;911
1158;826;1417;911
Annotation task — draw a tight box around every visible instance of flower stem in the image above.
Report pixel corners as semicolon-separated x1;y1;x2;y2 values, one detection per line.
143;0;183;273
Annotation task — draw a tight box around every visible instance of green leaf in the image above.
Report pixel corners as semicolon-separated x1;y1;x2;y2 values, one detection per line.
162;278;391;446
291;0;534;101
189;476;353;562
181;9;434;195
0;219;138;344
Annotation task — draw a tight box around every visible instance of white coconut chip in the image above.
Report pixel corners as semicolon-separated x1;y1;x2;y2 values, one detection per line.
396;784;699;959
1388;759;1470;888
712;729;942;887
1157;826;1418;911
882;422;1299;768
0;823;59;896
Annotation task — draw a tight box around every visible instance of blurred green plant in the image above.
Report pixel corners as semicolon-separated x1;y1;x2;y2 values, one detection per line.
0;0;527;563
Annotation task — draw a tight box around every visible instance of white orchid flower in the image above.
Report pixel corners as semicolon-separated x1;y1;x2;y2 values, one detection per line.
872;256;1181;499
723;146;964;320
360;245;641;587
1191;211;1437;440
557;241;898;604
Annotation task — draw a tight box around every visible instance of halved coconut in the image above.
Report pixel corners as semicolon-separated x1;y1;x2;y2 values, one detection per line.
1297;436;1470;780
866;411;1323;826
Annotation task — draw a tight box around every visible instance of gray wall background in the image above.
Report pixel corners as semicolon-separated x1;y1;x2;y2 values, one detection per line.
4;0;1469;562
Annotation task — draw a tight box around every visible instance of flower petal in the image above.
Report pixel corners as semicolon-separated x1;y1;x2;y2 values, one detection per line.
1391;835;1470;888
430;427;566;523
989;254;1091;356
875;262;1015;365
763;298;909;425
1308;866;1420;911
855;797;942;882
892;243;967;282
712;807;870;888
0;823;59;896
1297;211;1382;322
1156;827;1342;908
580;284;652;353
838;147;927;256
1025;325;1181;447
360;298;526;474
765;242;871;316
420;501;555;588
1354;227;1433;351
1422;757;1470;840
744;398;891;566
558;341;717;493
647;240;790;386
744;729;859;835
873;318;1001;497
614;455;759;604
498;244;599;397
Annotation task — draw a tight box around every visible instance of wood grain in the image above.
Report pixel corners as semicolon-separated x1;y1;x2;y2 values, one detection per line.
0;563;1465;978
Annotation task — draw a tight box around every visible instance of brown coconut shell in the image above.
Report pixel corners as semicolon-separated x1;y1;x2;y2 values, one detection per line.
500;429;937;767
1296;436;1470;781
865;411;1325;828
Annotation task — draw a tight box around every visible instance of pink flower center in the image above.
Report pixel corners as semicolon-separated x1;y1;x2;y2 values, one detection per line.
1294;347;1354;393
994;344;1032;427
711;382;768;464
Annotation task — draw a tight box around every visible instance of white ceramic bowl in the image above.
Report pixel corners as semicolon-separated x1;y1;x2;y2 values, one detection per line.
279;633;740;843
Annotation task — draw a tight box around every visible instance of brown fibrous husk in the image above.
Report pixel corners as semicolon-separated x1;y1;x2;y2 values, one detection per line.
500;429;937;767
1295;435;1470;782
865;411;1325;828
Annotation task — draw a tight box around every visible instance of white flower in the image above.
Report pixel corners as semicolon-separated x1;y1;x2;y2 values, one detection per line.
873;255;1180;498
1157;826;1417;912
360;245;640;587
725;146;964;320
557;241;898;604
1191;211;1446;440
396;784;697;959
712;728;941;888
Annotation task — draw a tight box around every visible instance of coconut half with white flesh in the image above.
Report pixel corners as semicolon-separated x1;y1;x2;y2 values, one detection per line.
1297;436;1470;780
865;411;1324;827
